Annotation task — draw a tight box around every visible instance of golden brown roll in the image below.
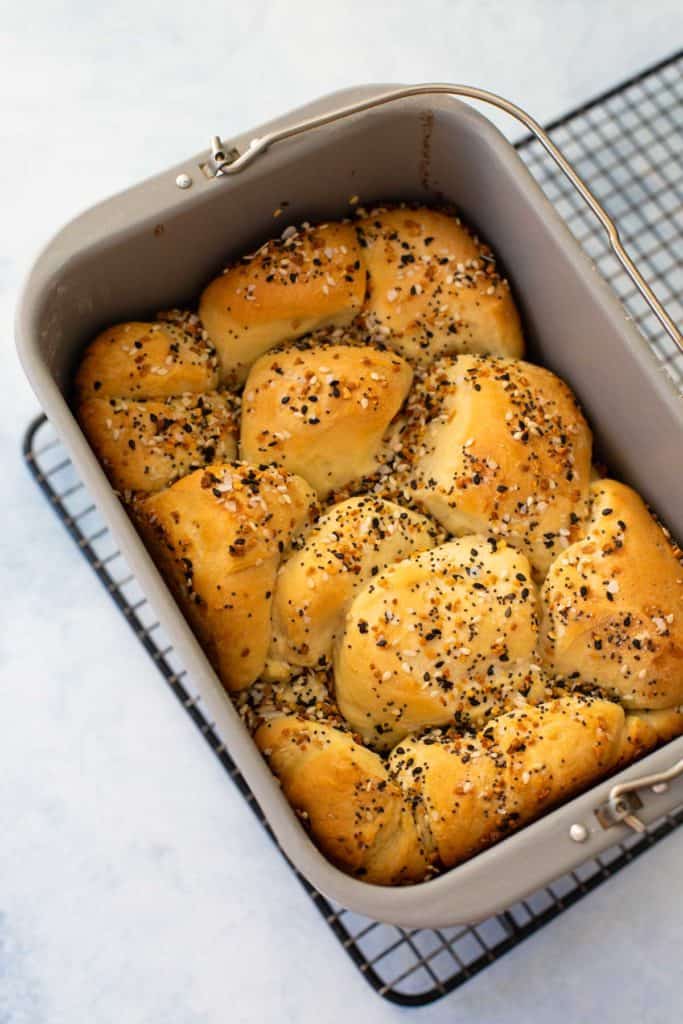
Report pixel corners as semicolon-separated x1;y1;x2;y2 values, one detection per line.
77;391;238;494
199;222;366;385
138;463;316;691
269;496;443;672
334;537;546;751
356;206;524;364
389;696;625;868
541;479;683;708
616;707;683;768
74;320;219;400
254;717;434;884
239;342;412;496
391;355;592;576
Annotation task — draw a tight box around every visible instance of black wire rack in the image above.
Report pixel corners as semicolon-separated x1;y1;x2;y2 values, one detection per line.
22;49;683;1007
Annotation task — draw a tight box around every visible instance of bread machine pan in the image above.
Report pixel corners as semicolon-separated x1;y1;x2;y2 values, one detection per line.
16;84;683;927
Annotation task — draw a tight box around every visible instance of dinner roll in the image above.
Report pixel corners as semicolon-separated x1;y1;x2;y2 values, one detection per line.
392;355;592;576
78;391;238;493
199;222;366;385
541;479;683;709
334;537;546;751
389;696;624;868
240;342;412;496
356;206;524;364
138;463;316;691
617;707;683;768
269;496;443;671
74;320;219;400
254;717;434;884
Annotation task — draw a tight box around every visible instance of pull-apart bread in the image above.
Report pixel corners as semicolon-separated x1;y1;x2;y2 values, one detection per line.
199;222;366;385
239;342;412;496
334;537;545;750
138;464;315;692
269;496;443;673
541;479;683;709
74;203;683;886
355;207;524;363
75;316;237;494
387;355;592;577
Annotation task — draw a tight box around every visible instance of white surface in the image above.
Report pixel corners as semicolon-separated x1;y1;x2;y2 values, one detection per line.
1;3;682;1022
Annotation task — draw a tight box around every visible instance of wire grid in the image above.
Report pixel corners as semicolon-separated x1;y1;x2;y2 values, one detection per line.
517;49;682;387
22;50;683;1007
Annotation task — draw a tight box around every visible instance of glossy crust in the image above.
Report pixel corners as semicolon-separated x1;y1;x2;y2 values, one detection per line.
334;537;546;751
356;207;524;364
74;321;219;400
199;222;366;385
269;496;443;672
389;696;625;868
137;463;316;691
541;479;683;708
239;342;412;496
78;391;237;493
391;355;592;576
254;717;434;884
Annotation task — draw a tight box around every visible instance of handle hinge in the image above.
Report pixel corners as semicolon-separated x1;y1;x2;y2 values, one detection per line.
595;791;645;833
202;135;242;178
595;757;683;833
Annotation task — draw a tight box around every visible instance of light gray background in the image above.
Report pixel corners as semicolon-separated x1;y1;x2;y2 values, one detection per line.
1;3;682;1022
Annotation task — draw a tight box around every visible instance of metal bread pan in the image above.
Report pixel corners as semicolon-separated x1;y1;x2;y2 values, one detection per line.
16;85;683;926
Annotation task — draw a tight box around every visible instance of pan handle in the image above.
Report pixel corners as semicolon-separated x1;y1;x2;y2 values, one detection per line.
595;756;683;833
206;83;682;355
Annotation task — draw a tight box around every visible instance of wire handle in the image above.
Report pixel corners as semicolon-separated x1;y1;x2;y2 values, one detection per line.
610;757;683;804
206;84;682;353
596;757;683;833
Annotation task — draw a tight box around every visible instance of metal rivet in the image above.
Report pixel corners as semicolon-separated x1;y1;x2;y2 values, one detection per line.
175;173;193;190
569;823;588;843
651;781;669;794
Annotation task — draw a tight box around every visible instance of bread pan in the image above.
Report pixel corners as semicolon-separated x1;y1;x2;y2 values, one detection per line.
16;84;683;927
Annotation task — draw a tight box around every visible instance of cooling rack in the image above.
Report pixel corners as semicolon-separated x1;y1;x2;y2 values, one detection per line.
22;49;683;1007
